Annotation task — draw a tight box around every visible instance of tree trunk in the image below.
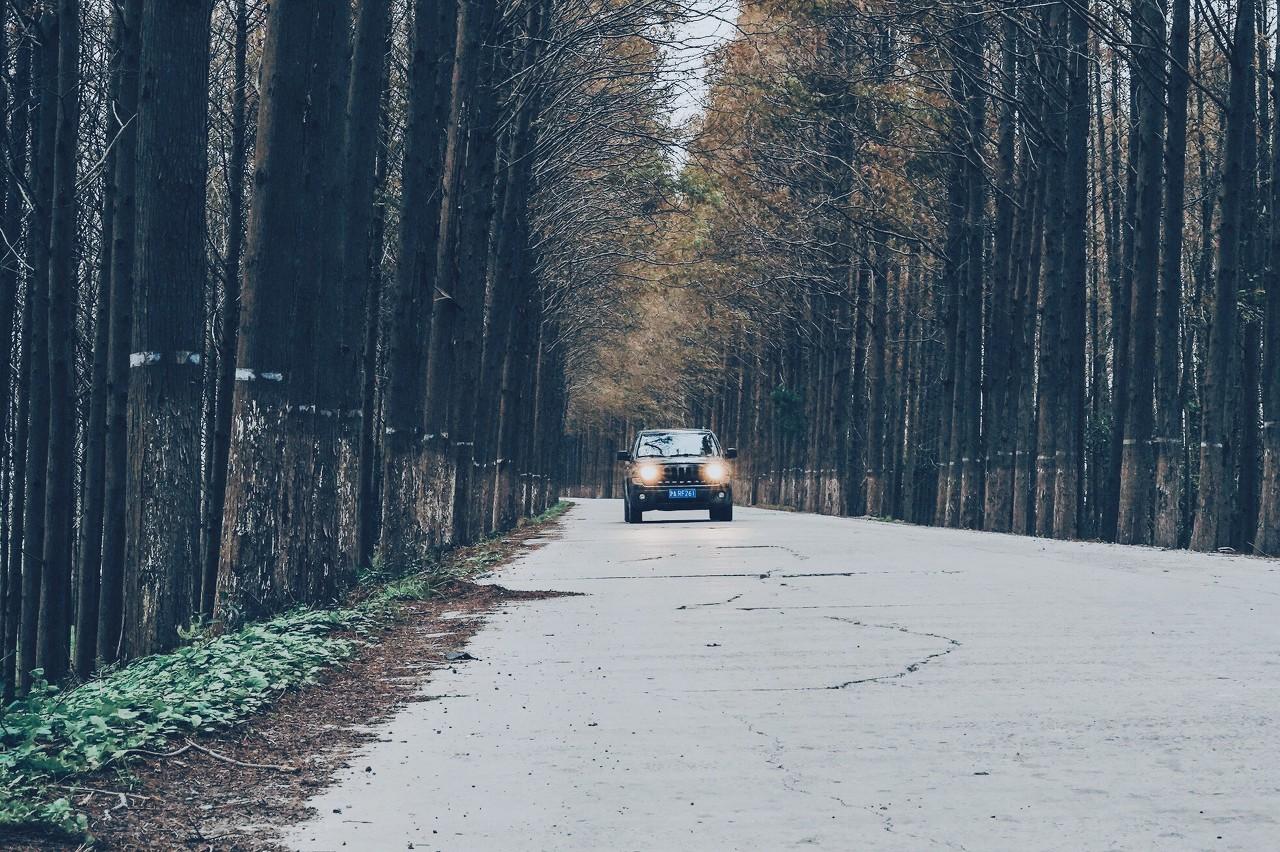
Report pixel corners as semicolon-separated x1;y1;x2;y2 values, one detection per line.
1051;0;1089;541
864;254;887;516
1034;2;1068;538
75;18;116;676
983;13;1019;533
378;0;456;562
955;7;986;530
40;0;76;657
422;0;503;545
125;0;213;656
1191;0;1254;551
97;0;141;667
1102;52;1135;542
1116;0;1166;545
342;0;392;569
199;0;248;618
1154;0;1191;549
291;1;353;605
1259;12;1280;556
19;10;58;694
0;0;22;698
217;1;343;624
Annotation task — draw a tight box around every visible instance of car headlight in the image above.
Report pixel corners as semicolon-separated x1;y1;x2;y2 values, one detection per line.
637;463;661;484
703;461;728;482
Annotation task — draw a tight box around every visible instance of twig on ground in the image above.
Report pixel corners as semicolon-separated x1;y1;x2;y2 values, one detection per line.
109;742;194;765
184;738;296;772
58;784;153;801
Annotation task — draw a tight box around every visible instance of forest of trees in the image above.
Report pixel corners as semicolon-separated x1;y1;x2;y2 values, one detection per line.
0;0;679;698
565;0;1280;558
3;0;1279;702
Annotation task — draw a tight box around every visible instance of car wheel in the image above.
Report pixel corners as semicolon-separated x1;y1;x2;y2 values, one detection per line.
710;504;733;522
625;494;643;524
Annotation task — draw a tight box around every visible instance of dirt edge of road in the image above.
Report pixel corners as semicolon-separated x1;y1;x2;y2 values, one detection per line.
11;510;575;852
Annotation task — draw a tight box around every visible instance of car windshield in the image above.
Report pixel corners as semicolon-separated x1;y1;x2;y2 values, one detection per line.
635;431;718;458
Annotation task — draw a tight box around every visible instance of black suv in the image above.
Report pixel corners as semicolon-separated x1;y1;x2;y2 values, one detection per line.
617;429;737;523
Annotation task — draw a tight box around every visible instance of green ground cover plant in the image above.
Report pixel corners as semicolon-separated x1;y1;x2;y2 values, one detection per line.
0;501;570;839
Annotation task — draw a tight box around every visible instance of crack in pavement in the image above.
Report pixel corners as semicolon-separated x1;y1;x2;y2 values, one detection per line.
824;617;961;689
717;544;810;561
566;571;782;580
677;593;743;610
737;602;976;611
566;570;954;581
682;618;962;694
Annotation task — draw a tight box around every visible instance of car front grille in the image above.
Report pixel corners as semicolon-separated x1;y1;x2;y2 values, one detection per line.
662;463;702;484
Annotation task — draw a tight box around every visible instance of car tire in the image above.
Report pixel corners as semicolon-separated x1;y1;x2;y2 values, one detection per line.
710;504;733;522
625;495;643;524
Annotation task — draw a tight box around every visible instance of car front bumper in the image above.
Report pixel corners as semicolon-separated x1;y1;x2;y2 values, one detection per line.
628;483;733;510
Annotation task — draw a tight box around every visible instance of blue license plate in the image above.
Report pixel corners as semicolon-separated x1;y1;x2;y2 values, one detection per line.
668;488;697;499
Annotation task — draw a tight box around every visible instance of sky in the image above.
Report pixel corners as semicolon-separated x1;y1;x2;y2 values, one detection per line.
662;0;741;159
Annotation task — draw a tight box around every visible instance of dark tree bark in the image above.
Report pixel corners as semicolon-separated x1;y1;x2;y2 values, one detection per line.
1154;0;1191;549
483;0;548;532
199;0;248;618
1102;52;1136;542
0;0;16;691
1034;3;1068;538
124;0;213;656
1191;0;1254;551
864;253;887;516
1012;138;1045;537
423;0;503;545
288;1;352;605
953;6;986;530
1260;14;1280;556
1116;0;1166;545
342;0;392;569
97;0;142;667
378;0;456;562
19;9;58;694
1051;0;1089;541
983;13;1019;533
358;85;393;567
3;21;32;698
217;0;344;623
74;12;117;678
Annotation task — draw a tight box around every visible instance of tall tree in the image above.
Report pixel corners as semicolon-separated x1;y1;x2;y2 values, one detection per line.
341;0;392;568
124;0;214;656
38;0;82;683
218;1;353;621
97;0;142;666
983;12;1020;533
378;0;455;561
423;0;503;545
1116;0;1167;544
1192;0;1254;551
19;7;59;694
199;0;249;618
1154;0;1191;548
1260;22;1280;555
1051;0;1089;540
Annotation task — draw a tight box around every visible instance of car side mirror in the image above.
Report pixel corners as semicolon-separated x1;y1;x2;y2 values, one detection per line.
617;451;632;462
725;448;738;459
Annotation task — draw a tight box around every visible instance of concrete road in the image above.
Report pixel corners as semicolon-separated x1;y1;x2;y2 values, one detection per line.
288;498;1280;851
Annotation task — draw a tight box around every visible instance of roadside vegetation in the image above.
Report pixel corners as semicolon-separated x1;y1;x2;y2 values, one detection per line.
0;501;570;841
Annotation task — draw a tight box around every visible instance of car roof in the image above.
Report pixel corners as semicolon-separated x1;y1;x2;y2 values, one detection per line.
637;428;711;434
